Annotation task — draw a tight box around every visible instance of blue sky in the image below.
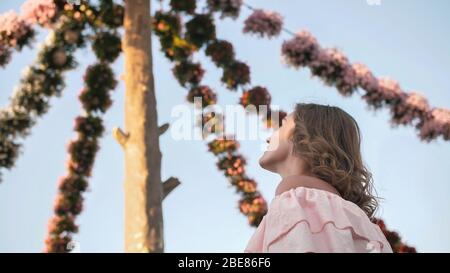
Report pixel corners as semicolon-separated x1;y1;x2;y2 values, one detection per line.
1;0;449;252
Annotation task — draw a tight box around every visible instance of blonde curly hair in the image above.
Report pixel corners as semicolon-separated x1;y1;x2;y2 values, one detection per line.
291;103;379;218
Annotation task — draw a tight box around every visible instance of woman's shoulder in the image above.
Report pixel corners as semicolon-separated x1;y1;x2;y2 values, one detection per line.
264;186;393;252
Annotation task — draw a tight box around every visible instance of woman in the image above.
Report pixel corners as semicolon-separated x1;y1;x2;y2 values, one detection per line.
244;103;393;253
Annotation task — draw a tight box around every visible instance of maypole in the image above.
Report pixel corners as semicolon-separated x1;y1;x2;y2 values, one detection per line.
116;0;179;252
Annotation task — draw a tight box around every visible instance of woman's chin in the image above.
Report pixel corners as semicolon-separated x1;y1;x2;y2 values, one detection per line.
258;152;272;170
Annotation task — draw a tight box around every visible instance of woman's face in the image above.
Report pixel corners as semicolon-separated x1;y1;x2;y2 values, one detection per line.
259;112;295;172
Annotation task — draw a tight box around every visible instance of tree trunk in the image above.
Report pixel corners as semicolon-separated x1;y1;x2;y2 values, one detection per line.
121;0;164;253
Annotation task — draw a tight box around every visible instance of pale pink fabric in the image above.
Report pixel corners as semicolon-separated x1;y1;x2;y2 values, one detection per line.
244;186;393;253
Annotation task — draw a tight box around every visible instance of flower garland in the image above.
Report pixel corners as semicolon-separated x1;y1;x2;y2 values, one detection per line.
152;11;196;62
153;1;287;226
44;0;122;253
20;0;60;27
240;86;271;113
239;5;449;142
0;3;96;182
187;85;217;107
202;5;285;226
185;14;216;49
0;0;417;252
206;0;242;19
44;63;118;253
0;10;35;67
243;9;283;39
169;0;197;15
0;0;65;67
172;60;205;87
278;30;449;142
372;218;416;253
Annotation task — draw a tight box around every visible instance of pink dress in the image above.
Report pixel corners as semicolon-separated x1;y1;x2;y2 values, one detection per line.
244;186;393;253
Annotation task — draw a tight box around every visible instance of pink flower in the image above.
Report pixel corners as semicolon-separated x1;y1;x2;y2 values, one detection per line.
0;10;25;36
361;77;403;109
420;108;450;141
243;9;283;38
20;0;57;27
377;77;403;101
405;92;429;113
281;30;320;67
309;48;358;96
352;63;379;92
390;92;429;125
0;10;32;47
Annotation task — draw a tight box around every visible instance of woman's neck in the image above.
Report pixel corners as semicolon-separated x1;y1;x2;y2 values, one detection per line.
275;174;341;196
